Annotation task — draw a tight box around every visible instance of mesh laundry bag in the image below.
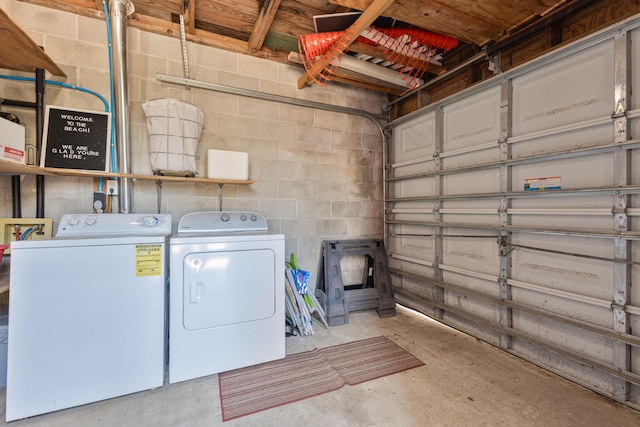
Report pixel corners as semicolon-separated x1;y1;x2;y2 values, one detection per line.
142;98;205;175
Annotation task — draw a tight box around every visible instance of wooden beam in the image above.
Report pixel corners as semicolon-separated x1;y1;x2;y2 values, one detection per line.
183;0;196;34
248;0;282;52
298;0;395;89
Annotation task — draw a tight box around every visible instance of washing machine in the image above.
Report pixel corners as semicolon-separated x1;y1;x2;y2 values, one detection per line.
169;211;284;384
6;213;172;422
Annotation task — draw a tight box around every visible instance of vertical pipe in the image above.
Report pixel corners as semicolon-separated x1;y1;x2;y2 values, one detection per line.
11;176;21;218
109;0;134;213
35;68;45;218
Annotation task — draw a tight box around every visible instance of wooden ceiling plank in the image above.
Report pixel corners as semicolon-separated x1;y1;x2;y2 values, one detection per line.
431;0;536;28
129;11;289;62
329;0;497;45
248;0;283;52
297;0;395;88
510;0;562;16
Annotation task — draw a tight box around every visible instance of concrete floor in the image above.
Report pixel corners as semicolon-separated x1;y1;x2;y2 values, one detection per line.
1;305;640;426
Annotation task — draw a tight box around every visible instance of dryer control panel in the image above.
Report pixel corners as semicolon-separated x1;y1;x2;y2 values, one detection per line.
177;211;268;233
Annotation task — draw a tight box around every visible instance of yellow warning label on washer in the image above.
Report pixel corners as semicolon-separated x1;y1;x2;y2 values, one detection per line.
135;245;162;277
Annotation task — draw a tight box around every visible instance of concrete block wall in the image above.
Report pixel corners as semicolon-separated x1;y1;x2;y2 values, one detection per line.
0;0;387;285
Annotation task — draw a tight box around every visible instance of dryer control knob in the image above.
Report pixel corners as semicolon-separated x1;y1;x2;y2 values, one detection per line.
85;217;97;226
67;217;80;226
251;214;258;221
221;213;230;222
240;214;247;221
143;216;159;226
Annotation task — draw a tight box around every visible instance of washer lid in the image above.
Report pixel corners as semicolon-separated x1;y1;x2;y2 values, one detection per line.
177;211;268;233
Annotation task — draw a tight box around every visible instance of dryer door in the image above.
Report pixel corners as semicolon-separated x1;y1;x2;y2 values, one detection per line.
182;248;277;330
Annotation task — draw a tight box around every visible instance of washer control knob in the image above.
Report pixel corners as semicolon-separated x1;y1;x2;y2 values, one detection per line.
221;213;230;222
143;216;159;226
85;217;97;226
68;217;80;226
251;214;258;221
240;214;247;221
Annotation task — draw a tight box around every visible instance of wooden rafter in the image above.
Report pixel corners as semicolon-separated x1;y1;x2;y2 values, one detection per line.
183;0;196;34
297;0;395;89
248;0;282;52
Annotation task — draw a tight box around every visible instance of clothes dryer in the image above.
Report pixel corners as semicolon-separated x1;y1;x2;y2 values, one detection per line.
169;211;284;384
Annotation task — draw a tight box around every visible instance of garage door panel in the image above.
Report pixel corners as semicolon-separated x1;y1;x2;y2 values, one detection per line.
443;86;501;149
444;288;500;320
510;124;614;159
442;147;502;169
391;228;434;262
393;199;433;211
511;195;614;210
441;312;502;346
513;310;614;360
512;40;614;136
510;213;613;230
511;247;612;300
393;161;435;178
511;287;613;328
444;236;499;276
510;337;617;393
443;169;501;195
443;199;499;210
511;153;613;192
393;177;435;198
393;113;435;163
398;275;439;299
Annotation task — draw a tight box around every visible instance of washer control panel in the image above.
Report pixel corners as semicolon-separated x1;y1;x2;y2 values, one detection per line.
177;211;268;233
56;213;172;236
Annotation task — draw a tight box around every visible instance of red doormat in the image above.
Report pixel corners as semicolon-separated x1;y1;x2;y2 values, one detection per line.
218;336;424;421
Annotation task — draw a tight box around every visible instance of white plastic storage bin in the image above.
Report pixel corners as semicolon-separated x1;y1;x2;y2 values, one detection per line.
207;149;249;180
142;98;205;175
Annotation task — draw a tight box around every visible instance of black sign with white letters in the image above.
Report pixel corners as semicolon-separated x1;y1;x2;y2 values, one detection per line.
41;106;111;171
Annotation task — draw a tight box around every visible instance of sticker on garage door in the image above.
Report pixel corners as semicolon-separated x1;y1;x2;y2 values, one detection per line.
524;176;561;191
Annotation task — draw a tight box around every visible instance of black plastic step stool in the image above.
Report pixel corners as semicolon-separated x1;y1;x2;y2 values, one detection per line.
315;239;396;326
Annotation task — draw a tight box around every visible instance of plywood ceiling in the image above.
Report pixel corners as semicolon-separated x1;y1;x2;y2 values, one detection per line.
13;0;636;97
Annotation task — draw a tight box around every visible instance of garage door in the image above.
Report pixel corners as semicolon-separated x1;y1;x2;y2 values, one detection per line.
387;14;640;410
